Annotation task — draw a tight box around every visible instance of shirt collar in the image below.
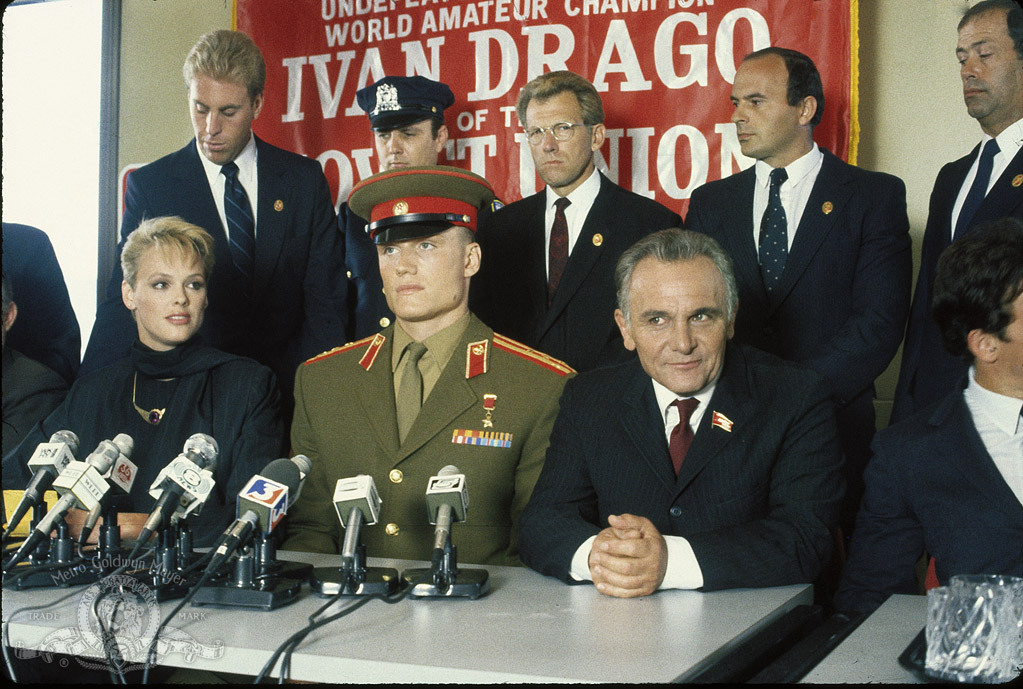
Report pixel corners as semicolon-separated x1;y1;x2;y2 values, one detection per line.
991;116;1023;161
964;365;1023;436
197;131;258;187
391;312;471;373
651;371;720;426
545;166;601;210
754;142;821;189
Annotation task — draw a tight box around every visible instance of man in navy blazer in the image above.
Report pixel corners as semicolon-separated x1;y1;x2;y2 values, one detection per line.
519;229;843;596
471;71;680;373
81;30;346;405
685;47;911;535
836;219;1023;614
893;0;1023;423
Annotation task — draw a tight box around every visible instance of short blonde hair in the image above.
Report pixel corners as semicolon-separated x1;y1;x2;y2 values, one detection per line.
121;217;215;288
515;71;604;127
183;30;266;101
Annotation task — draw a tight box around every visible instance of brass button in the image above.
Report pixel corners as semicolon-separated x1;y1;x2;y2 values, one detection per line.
389;469;403;484
346;270;352;278
384;523;399;536
379;317;391;328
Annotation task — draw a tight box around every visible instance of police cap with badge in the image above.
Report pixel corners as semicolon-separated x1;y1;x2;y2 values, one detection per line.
348;166;496;245
356;75;456;130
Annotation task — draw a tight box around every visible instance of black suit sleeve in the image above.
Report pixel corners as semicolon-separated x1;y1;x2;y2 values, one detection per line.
800;175;911;405
294;163;347;362
518;379;605;580
834;432;924;614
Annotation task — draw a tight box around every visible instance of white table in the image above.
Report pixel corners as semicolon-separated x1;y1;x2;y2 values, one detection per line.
802;594;926;684
4;550;813;682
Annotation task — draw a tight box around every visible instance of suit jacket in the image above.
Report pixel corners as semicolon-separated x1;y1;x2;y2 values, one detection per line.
340;202;394;341
518;343;844;591
1;348;67;458
892;146;1023;422
2;223;81;384
470;173;681;372
835;390;1023;614
281;314;573;567
80;137;347;401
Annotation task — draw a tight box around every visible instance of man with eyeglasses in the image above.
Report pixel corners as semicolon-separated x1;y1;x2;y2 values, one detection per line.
471;71;680;373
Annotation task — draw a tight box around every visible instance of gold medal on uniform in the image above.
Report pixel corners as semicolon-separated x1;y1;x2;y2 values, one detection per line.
482;393;497;428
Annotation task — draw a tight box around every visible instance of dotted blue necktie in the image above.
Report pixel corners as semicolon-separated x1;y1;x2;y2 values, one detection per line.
222;161;255;282
759;167;789;292
954;139;1000;239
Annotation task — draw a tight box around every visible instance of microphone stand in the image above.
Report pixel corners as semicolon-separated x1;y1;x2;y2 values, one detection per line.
191;532;311;610
401;539;489;599
311;508;400;596
4;517;93;590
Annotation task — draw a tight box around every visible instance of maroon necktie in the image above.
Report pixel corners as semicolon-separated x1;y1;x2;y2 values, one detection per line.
548;197;571;305
669;398;700;475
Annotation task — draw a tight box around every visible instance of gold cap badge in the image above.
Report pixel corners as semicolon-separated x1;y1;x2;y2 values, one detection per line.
392;200;409;215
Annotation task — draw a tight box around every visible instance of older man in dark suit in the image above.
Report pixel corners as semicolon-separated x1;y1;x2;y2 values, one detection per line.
81;30;346;406
836;219;1023;614
519;229;843;596
685;47;911;535
471;71;680;373
893;0;1023;423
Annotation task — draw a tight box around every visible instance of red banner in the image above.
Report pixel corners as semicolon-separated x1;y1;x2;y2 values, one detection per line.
236;0;854;215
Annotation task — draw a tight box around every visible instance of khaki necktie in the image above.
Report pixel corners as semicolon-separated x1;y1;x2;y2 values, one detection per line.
396;342;428;442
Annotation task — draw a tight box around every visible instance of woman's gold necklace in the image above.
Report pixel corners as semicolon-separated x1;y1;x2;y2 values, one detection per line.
132;372;166;425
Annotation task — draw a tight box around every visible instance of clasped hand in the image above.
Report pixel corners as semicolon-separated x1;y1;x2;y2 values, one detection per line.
587;513;668;598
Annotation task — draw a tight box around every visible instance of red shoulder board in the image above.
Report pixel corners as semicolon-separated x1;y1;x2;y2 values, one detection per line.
465;339;489;379
303;333;386;369
492;334;575;377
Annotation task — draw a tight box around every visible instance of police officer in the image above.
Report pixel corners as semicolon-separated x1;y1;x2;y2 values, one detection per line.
285;166;573;566
342;76;455;340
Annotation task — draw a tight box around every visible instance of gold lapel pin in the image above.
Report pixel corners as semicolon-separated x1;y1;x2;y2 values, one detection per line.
1013;174;1023;188
822;201;833;215
274;199;284;212
592;233;603;247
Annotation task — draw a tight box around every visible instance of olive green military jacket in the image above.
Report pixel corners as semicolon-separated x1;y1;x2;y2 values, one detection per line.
282;314;573;566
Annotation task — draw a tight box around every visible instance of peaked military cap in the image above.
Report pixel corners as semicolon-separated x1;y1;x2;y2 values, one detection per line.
348;166;495;245
356;75;455;130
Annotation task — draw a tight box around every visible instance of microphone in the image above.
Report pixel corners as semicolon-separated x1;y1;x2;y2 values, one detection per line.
332;474;381;565
5;434;133;569
132;433;219;553
78;442;140;547
206;455;311;573
3;430;80;540
425;465;468;552
401;464;489;598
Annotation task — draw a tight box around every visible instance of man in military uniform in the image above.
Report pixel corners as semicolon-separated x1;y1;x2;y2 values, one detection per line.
343;76;455;340
284;166;573;566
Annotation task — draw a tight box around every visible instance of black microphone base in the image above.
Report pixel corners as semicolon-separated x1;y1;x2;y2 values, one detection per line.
401;567;490;599
3;561;97;590
310;566;401;597
190;576;304;610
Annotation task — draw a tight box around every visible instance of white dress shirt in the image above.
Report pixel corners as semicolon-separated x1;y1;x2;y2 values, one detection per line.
568;374;721;590
751;143;824;254
197;132;259;241
963;366;1023;507
543;167;601;278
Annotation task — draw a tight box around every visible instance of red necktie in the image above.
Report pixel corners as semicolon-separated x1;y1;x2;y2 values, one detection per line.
548;197;571;305
669;398;700;475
